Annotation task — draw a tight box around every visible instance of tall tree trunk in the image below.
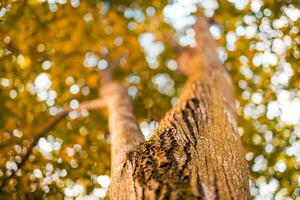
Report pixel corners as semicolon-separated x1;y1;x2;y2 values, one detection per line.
104;16;250;200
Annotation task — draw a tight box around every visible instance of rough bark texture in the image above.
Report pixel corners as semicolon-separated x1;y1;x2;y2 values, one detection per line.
107;16;250;200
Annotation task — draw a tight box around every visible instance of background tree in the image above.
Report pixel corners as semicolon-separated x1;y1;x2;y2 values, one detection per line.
0;0;300;199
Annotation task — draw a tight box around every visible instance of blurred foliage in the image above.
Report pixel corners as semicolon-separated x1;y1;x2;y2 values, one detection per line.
0;0;300;199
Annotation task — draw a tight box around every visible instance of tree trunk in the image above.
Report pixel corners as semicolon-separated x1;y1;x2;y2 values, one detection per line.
105;16;250;200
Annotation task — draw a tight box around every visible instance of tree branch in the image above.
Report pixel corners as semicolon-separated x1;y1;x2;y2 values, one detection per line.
97;53;144;175
100;81;145;176
65;99;106;112
0;111;68;192
0;99;106;191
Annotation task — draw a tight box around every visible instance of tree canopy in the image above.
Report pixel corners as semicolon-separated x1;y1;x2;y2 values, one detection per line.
0;0;300;199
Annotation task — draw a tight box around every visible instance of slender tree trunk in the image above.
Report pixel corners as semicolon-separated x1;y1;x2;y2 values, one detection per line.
104;16;250;200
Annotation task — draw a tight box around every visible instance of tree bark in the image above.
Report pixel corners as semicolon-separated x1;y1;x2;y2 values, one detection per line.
100;81;145;177
107;16;250;200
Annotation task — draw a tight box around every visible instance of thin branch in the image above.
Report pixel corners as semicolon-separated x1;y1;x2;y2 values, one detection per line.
0;111;67;192
65;99;106;112
0;99;106;191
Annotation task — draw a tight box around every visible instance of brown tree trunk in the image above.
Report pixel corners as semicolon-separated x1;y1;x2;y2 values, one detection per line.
104;16;250;200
